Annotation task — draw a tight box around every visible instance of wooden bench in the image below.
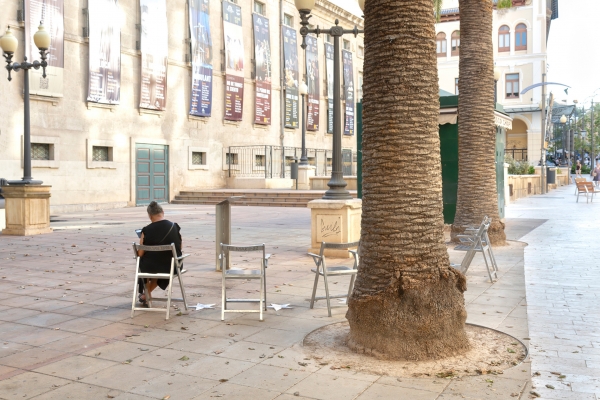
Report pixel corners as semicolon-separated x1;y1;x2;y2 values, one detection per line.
576;181;600;203
573;177;587;195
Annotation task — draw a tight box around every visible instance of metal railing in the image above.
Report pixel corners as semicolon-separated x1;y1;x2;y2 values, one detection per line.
226;146;357;178
505;148;528;161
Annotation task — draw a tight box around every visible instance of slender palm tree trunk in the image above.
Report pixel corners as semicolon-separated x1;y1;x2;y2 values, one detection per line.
346;0;469;361
451;0;506;245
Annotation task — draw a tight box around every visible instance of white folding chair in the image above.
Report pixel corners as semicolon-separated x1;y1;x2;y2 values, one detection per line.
452;218;498;282
309;241;359;317
220;243;270;321
131;243;189;320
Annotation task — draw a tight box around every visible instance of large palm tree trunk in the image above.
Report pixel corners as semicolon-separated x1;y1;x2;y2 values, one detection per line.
346;0;469;361
451;0;506;245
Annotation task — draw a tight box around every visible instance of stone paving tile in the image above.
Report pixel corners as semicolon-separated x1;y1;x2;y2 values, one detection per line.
285;373;372;400
228;363;311;392
173;355;254;381
129;348;203;371
192;382;279;400
356;383;439;400
79;364;166;392
14;311;78;328
0;347;67;370
0;371;70;399
129;372;216;399
33;355;117;380
0;307;44;322
81;340;160;363
28;382;121;400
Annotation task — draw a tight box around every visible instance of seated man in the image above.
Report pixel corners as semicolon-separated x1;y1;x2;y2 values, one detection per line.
137;201;182;306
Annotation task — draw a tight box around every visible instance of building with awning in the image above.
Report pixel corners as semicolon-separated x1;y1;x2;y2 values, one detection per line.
436;0;559;164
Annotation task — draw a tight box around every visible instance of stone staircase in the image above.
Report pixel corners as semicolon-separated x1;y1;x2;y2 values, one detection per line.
172;189;358;208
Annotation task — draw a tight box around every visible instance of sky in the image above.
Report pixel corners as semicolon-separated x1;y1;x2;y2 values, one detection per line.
329;0;364;18
547;0;600;108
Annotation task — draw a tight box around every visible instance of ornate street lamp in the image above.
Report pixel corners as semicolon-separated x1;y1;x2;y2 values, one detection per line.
560;114;567;164
295;0;364;200
493;66;501;105
299;80;309;166
1;24;50;185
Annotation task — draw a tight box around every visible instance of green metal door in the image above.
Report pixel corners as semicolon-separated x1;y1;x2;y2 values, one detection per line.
496;127;505;218
440;123;459;224
136;144;169;206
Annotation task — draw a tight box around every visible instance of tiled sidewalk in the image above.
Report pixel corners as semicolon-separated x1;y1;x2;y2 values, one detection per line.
0;203;533;399
507;184;600;400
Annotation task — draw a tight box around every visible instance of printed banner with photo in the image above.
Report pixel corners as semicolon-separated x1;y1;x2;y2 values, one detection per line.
25;0;64;97
223;2;244;121
342;50;354;136
189;0;213;117
283;26;299;129
87;0;121;104
139;0;169;111
305;35;320;131
252;13;272;125
325;43;334;134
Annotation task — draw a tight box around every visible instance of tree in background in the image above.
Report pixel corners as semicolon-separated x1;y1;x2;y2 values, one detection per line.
451;0;506;246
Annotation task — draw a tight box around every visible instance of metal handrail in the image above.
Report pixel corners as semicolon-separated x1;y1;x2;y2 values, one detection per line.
226;145;357;178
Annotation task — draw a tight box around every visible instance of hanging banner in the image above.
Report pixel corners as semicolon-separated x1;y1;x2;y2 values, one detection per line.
343;50;355;136
283;26;299;129
325;43;334;134
252;14;272;125
139;0;168;111
189;0;213;117
87;0;121;104
223;2;244;121
25;0;64;97
306;36;320;131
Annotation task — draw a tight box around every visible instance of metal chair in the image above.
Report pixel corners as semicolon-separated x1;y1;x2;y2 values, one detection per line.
309;241;359;317
220;243;270;321
131;243;189;320
451;217;498;282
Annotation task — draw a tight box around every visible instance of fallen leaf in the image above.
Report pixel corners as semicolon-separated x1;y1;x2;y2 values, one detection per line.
179;356;189;361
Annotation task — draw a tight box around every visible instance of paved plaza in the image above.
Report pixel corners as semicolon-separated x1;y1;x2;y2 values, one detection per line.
0;184;598;399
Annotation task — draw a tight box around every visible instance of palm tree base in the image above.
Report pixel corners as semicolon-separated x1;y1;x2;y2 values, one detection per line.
346;269;470;361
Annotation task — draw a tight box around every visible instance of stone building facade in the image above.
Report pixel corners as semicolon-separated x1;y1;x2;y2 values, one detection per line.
436;0;559;163
0;0;364;212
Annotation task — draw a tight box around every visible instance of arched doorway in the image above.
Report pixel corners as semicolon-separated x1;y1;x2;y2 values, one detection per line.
506;118;528;161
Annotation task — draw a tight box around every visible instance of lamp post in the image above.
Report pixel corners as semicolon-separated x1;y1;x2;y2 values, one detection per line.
1;24;50;185
295;0;363;200
299;81;309;166
493;66;501;105
571;100;579;161
560;114;567;165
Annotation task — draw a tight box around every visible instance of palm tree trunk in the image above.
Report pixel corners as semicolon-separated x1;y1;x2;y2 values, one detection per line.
346;0;469;361
451;0;506;245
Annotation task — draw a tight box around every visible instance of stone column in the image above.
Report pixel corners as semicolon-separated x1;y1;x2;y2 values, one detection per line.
2;185;52;236
297;165;315;190
308;199;362;258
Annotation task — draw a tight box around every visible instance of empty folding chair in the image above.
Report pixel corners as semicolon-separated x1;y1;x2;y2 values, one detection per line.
309;241;359;317
131;243;189;320
452;219;498;282
220;243;270;321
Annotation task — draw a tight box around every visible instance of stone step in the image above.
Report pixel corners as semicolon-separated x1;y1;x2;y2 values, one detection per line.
172;189;358;208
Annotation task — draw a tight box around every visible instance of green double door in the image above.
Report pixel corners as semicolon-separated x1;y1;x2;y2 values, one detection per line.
136;144;169;206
